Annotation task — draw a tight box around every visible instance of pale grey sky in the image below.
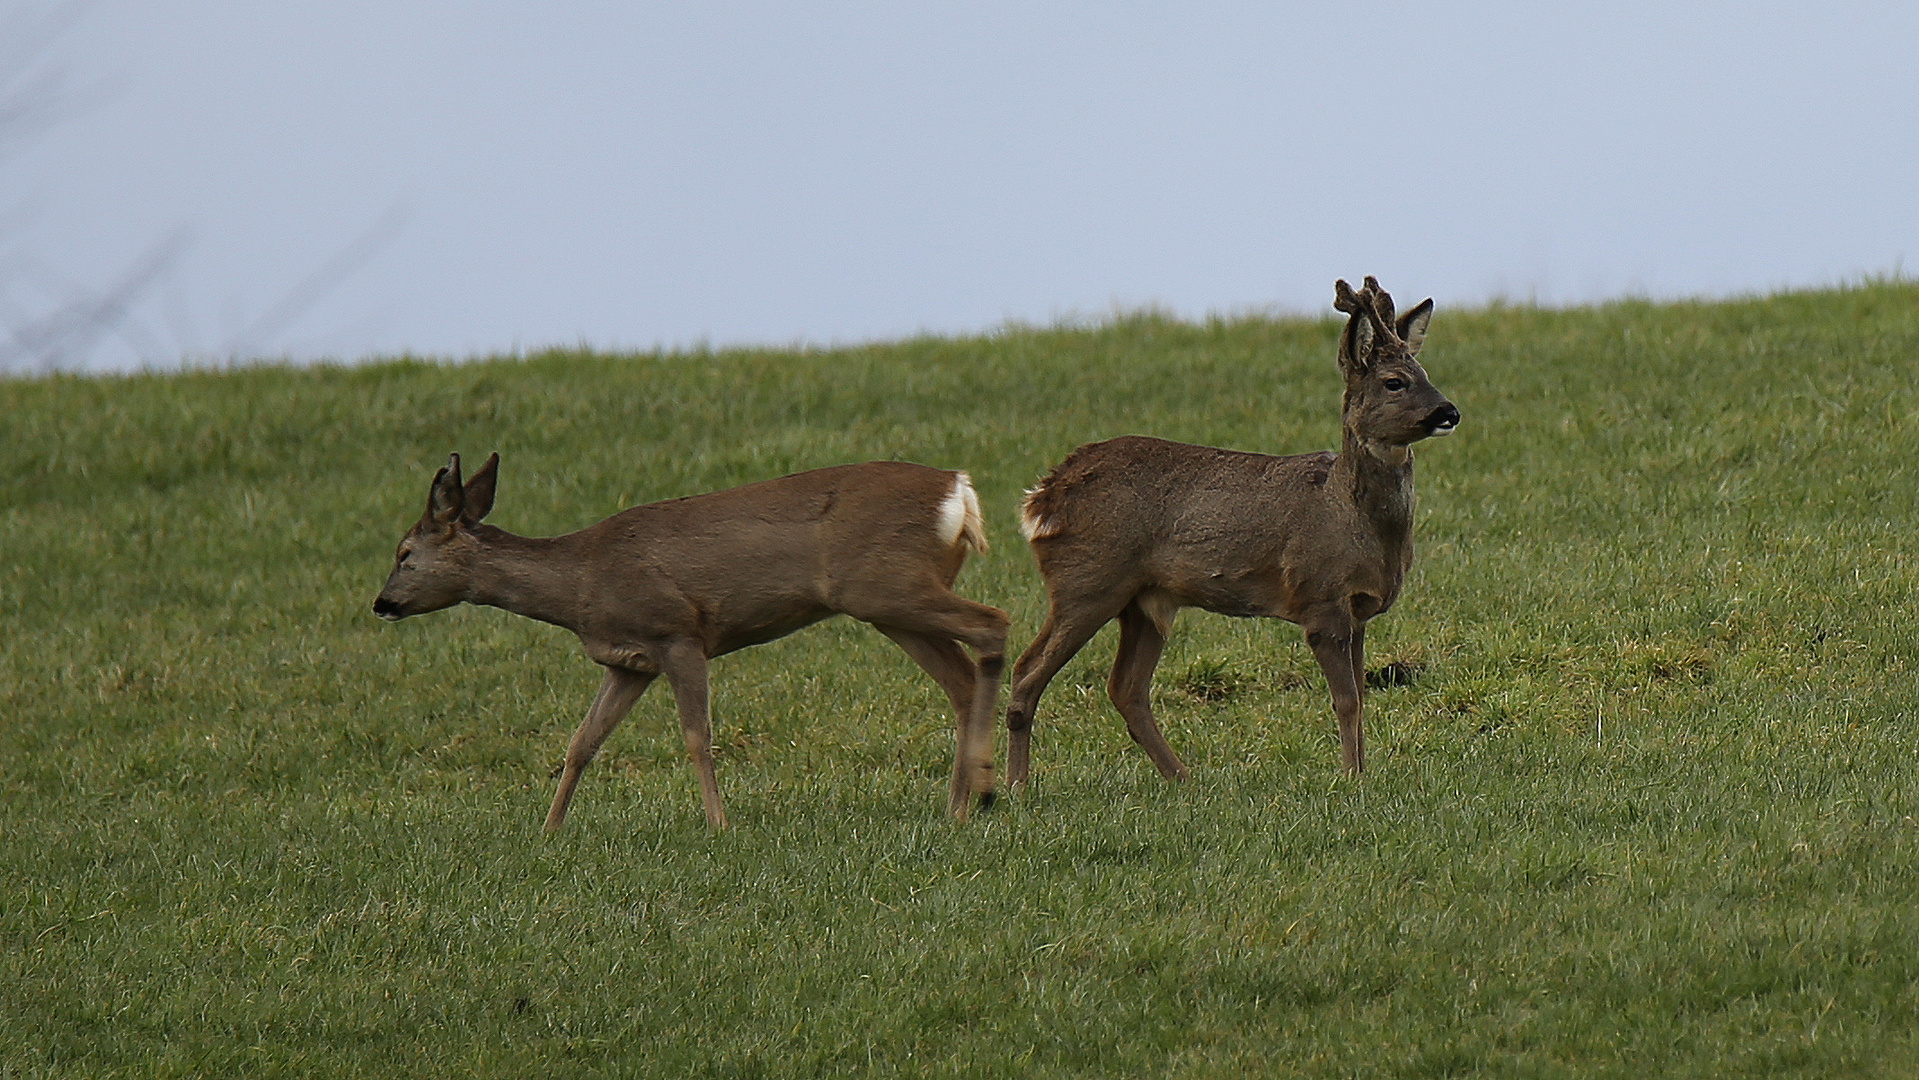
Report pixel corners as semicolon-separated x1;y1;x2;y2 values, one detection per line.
3;1;1914;370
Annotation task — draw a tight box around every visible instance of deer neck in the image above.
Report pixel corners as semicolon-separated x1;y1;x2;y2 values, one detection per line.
465;527;589;633
1337;428;1416;543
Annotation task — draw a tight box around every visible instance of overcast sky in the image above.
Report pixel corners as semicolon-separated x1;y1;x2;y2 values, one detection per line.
3;1;1914;371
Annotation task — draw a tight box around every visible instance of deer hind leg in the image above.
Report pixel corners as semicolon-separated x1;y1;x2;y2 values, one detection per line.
1004;587;1134;788
660;639;728;828
876;626;995;819
1305;617;1366;774
852;589;1008;813
1110;599;1189;781
546;665;657;832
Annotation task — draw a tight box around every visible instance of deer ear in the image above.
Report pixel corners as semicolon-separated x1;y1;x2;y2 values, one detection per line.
461;452;499;524
1398;298;1434;354
427;454;465;525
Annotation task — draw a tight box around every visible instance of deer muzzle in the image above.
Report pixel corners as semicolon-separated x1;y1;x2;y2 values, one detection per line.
372;596;405;621
1423;403;1461;437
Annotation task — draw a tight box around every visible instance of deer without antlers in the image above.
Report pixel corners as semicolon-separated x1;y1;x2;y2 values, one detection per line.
372;453;1009;830
1004;277;1460;786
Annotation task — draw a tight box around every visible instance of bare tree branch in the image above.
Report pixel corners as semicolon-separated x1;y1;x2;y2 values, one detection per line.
0;0;101;161
223;200;410;360
0;225;189;372
2;1;400;374
1;0;183;374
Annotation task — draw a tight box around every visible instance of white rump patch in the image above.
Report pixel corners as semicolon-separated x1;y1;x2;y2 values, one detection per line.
1018;486;1059;542
938;472;988;553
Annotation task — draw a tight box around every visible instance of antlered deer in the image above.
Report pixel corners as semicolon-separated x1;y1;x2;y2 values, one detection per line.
1004;277;1459;785
373;454;1009;830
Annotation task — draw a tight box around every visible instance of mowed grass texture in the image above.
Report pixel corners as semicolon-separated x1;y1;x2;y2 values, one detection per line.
6;283;1919;1077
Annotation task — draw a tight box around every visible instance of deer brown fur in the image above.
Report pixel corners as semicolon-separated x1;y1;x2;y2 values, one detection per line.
373;454;1009;830
1004;277;1459;786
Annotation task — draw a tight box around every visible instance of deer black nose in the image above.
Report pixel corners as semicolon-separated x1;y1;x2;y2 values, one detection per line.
1424;403;1460;435
372;597;402;620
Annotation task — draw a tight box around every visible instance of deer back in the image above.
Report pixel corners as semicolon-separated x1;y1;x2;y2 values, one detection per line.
574;461;984;646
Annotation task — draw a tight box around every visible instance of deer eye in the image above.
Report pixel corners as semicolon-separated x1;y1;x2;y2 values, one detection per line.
1382;377;1408;391
397;548;412;565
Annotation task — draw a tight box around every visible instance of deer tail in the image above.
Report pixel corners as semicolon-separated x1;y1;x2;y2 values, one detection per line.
941;471;990;555
1019;478;1062;542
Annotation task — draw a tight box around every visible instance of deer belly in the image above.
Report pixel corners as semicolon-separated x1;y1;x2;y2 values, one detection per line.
710;606;836;655
1172;586;1283;621
1167;565;1301;622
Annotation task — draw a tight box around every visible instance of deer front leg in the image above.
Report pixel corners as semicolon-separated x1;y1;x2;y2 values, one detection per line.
546;665;657;832
1306;619;1365;774
660;639;728;829
1349;620;1368;719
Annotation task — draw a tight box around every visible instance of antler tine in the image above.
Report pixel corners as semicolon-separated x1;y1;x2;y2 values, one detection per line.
1334;278;1377;372
1362;276;1396;331
1333;278;1365;315
1340;276;1392;343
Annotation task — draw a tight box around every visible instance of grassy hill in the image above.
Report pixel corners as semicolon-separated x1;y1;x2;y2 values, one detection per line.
5;282;1919;1076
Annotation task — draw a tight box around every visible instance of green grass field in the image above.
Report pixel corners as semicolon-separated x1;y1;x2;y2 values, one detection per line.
6;282;1919;1077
